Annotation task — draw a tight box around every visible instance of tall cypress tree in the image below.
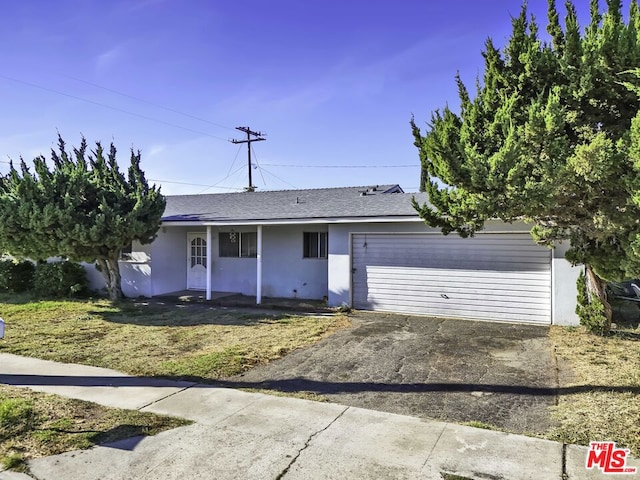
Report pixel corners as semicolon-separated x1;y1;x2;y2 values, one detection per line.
0;135;165;300
412;0;640;332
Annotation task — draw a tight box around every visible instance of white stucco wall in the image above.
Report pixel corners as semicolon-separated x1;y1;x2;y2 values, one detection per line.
119;240;152;297
207;225;328;299
81;262;106;292
262;225;328;299
551;241;581;326
211;226;257;295
120;262;152;297
150;227;188;296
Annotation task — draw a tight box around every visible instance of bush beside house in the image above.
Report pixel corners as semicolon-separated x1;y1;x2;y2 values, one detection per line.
0;259;88;298
33;262;89;298
0;259;35;293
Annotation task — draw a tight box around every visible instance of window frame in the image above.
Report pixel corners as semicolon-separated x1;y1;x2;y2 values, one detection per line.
119;242;133;261
303;232;328;259
219;231;258;258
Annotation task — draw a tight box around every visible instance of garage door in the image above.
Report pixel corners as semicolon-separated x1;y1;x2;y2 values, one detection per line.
351;233;551;324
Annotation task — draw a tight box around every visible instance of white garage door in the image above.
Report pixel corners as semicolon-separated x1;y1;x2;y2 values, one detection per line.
351;233;551;324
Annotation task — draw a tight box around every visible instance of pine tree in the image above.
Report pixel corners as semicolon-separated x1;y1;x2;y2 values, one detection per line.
412;0;640;333
0;135;165;300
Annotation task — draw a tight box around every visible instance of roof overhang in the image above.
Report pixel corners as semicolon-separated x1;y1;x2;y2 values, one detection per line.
160;215;425;227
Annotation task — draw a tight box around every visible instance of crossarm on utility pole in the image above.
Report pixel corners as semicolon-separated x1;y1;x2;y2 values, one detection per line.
230;126;266;192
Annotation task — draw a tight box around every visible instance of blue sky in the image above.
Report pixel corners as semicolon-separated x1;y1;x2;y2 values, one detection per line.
0;0;620;195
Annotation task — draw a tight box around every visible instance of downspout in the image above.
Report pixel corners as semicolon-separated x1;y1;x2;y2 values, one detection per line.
206;226;212;301
257;225;263;304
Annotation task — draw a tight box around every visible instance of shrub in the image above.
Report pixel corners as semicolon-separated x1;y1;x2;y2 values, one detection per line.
0;259;12;291
0;261;36;293
34;261;89;298
576;270;609;336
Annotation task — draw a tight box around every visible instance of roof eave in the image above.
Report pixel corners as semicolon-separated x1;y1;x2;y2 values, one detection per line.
161;215;425;227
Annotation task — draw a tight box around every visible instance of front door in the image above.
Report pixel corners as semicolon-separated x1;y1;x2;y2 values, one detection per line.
187;233;207;290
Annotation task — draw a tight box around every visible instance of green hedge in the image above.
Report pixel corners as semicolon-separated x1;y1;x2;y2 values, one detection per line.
33;261;89;298
0;260;35;293
0;259;88;298
0;260;11;290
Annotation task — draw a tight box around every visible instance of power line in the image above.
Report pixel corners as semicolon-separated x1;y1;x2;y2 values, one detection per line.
0;74;230;142
260;163;417;168
64;75;236;132
148;179;243;190
251;144;267;188
259;167;297;189
197;163;248;194
226;145;243;177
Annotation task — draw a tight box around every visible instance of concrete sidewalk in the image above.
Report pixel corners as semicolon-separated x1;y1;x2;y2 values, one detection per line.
0;353;638;480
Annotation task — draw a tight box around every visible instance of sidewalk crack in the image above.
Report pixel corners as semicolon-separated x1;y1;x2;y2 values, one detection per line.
137;382;196;411
422;424;447;469
275;406;349;480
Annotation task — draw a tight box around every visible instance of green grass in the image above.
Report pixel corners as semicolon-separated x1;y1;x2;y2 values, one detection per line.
0;385;189;471
462;421;498;431
547;321;640;456
0;293;350;380
0;293;349;470
440;474;474;480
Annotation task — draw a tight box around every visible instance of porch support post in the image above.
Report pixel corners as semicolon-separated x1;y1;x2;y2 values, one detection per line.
256;225;263;304
206;226;212;301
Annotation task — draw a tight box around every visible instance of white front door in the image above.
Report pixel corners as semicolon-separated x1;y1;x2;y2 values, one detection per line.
187;233;208;290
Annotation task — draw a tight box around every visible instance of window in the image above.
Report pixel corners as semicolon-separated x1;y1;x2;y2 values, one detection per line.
303;232;327;258
219;232;257;258
119;242;133;260
190;237;207;268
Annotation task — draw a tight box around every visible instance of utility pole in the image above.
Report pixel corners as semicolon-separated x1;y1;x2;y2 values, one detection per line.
231;127;266;192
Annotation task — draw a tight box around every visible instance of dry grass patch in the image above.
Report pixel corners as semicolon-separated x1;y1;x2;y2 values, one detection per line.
0;385;189;471
547;323;640;456
0;293;350;380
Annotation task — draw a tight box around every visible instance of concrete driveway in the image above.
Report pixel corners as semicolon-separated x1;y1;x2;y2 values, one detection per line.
222;312;559;435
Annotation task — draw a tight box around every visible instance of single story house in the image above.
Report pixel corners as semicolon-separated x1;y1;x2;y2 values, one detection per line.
91;184;580;326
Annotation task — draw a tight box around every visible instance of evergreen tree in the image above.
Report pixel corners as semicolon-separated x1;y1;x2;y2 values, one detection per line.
0;135;165;300
412;0;640;333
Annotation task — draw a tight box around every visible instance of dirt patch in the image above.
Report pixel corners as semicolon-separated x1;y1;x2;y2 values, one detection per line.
221;312;558;435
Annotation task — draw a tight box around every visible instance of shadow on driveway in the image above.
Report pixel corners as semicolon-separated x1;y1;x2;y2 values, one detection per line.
3;373;638;397
224;312;565;435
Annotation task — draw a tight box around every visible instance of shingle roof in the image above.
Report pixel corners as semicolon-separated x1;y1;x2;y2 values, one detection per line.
162;184;430;223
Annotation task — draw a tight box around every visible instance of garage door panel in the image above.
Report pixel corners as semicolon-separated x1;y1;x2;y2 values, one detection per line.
355;259;549;271
364;292;550;310
360;276;550;292
359;302;549;324
364;285;551;301
353;236;548;250
352;233;551;324
353;252;551;271
360;267;550;286
358;296;549;321
354;243;550;256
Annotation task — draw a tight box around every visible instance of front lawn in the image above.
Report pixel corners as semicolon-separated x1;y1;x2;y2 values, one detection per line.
0;293;348;470
0;293;350;380
0;385;189;471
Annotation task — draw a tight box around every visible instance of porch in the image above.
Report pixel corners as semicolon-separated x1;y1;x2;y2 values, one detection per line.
153;290;332;314
148;224;329;303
